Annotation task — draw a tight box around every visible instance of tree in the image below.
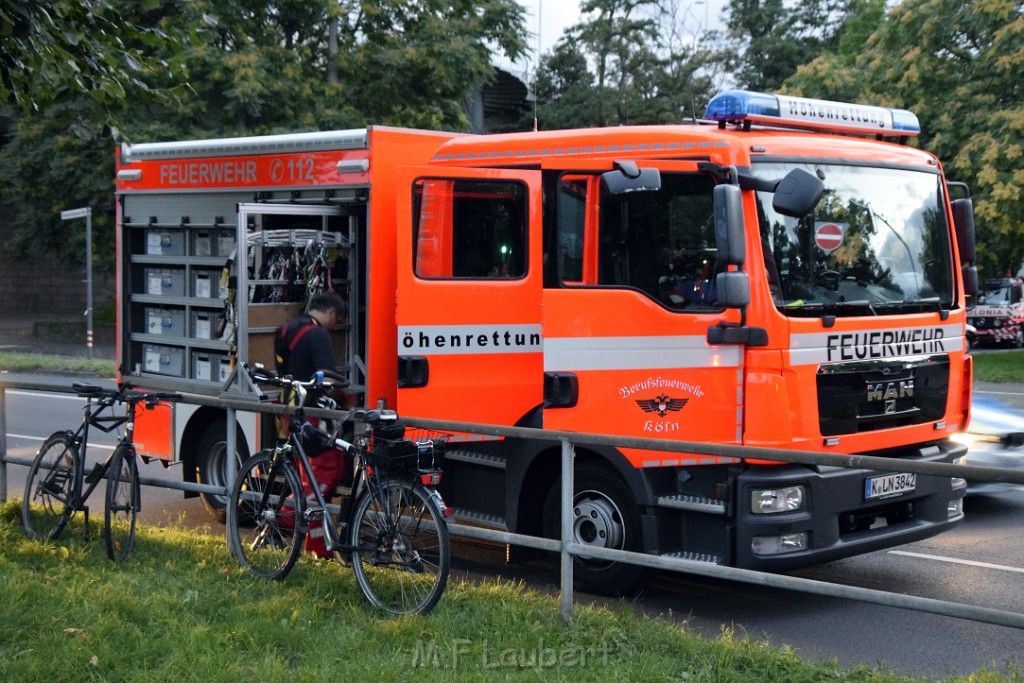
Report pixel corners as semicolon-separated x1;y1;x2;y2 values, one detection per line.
529;0;720;130
0;0;186;130
784;0;1024;277
724;0;856;91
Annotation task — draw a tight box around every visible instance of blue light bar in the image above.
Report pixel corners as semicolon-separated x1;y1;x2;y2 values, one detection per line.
704;90;920;137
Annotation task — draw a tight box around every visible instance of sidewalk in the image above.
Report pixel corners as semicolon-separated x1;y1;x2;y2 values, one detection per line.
0;315;115;360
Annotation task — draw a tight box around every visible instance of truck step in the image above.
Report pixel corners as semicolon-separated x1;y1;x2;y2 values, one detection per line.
655;494;727;514
660;551;723;564
448;507;507;530
443;449;506;470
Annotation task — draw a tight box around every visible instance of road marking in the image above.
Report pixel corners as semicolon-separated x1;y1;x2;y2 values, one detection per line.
6;433;115;451
889;550;1024;574
4;390;90;402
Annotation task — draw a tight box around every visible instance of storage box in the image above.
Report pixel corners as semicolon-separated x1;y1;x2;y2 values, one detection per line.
192;270;218;299
145;228;185;256
192;351;232;383
143;344;185;377
144;268;186;297
145;306;185;337
191;310;216;340
192;230;212;257
214;228;236;257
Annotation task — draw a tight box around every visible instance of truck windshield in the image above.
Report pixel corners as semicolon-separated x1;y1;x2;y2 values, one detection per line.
977;280;1021;306
755;162;954;316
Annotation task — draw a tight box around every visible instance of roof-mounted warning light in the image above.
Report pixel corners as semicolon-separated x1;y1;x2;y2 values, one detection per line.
704;90;920;137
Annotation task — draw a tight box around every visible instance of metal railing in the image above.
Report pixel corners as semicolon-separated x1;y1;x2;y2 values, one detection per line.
3;378;1024;630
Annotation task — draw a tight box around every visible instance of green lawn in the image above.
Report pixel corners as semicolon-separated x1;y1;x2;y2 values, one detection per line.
4;502;1020;682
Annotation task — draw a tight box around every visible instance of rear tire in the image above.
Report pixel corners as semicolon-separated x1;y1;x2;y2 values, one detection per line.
197;420;249;523
104;444;139;562
227;450;305;580
350;479;450;615
22;432;79;542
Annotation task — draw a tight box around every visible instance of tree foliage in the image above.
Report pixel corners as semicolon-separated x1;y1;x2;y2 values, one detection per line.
0;0;528;273
0;0;186;130
529;0;721;130
784;0;1024;277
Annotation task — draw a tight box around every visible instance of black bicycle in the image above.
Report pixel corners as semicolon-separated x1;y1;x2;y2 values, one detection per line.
22;383;180;561
226;364;451;615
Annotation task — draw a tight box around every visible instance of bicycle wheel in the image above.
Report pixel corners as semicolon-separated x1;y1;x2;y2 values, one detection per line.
350;478;450;615
104;444;139;562
227;450;305;580
22;432;79;541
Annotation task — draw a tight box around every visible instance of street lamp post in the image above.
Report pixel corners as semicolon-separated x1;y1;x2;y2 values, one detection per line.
60;207;94;359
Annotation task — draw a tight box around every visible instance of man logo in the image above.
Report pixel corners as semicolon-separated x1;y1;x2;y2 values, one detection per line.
635;394;688;417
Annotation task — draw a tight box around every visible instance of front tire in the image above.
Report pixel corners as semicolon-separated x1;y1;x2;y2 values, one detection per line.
350;480;450;615
105;444;139;562
542;461;647;596
227;450;305;580
22;432;79;542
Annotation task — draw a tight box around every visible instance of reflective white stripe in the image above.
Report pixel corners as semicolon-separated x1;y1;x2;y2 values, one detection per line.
544;335;741;372
399;324;542;355
789;324;962;366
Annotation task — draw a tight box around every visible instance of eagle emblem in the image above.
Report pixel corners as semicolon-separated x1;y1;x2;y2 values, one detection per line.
635;394;688;417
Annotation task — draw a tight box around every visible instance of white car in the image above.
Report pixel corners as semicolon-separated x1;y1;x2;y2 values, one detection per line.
953;394;1024;494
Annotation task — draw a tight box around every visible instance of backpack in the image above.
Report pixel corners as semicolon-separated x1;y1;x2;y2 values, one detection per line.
273;316;317;377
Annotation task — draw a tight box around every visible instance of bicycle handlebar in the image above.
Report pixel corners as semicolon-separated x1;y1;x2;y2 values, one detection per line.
70;383;180;406
244;363;350;391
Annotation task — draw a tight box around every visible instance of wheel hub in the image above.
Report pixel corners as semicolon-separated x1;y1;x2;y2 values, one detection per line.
572;492;624;549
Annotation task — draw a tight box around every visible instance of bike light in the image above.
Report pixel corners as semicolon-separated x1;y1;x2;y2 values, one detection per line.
751;532;807;556
750;486;805;514
420;472;442;486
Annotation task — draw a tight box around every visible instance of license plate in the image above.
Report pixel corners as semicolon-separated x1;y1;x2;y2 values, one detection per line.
865;472;916;500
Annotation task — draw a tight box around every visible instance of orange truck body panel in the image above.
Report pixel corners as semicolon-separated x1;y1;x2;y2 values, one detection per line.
114;98;971;573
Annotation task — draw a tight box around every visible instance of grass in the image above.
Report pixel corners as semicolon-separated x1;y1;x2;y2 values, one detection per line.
972;350;1024;383
0;352;116;378
1;501;1020;683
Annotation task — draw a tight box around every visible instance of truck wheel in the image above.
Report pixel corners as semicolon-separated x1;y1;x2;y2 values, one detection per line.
197;420;249;523
542;461;647;596
1011;325;1023;349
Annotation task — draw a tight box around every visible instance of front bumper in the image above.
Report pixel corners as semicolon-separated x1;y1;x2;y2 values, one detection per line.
733;440;967;570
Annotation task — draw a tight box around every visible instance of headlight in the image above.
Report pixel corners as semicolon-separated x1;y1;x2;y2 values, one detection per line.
751;486;805;514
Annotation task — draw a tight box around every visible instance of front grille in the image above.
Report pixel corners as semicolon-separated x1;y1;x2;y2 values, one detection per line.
816;355;949;436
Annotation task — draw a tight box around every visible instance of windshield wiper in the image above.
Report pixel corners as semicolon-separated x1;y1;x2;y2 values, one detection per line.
781;299;876;317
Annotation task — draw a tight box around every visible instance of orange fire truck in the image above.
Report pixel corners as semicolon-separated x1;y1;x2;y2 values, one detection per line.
115;90;977;593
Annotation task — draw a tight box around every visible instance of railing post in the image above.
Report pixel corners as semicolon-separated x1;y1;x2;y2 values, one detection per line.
225;407;237;497
0;385;7;502
560;437;574;624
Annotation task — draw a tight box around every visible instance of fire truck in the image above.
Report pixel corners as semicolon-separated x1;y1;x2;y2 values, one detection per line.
967;276;1024;347
115;90;977;594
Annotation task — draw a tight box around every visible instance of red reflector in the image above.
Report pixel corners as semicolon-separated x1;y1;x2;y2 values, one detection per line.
443;507;454;518
420;472;442;486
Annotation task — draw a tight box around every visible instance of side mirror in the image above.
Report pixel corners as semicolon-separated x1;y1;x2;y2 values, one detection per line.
714;184;745;265
773;168;824;218
716;271;750;309
951;197;976;265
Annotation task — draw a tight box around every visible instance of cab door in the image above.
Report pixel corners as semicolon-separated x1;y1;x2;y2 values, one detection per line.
541;162;746;465
395;167;543;425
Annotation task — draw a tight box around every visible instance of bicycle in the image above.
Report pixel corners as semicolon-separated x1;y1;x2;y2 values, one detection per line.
22;383;180;562
226;364;452;615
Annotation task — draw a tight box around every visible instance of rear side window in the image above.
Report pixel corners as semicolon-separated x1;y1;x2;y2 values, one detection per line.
412;178;528;280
